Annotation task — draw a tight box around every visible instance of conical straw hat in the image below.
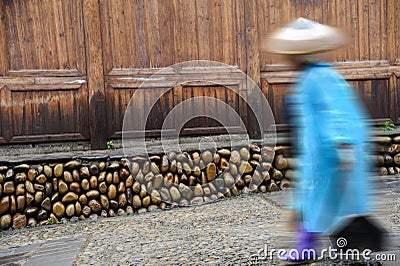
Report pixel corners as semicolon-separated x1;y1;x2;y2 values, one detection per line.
263;18;348;55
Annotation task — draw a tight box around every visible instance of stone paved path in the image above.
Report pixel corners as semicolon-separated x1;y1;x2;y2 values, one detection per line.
0;179;399;266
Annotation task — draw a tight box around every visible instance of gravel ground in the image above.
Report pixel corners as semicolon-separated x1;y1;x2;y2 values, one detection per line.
0;193;283;265
0;183;399;266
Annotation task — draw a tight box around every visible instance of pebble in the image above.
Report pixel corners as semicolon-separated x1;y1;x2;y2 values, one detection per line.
89;214;98;220
66;204;75;217
79;194;87;205
26;193;35;207
239;161;253;174
43;165;53;178
54;164;63;178
108;184;117;199
34;191;44;205
33;184;44;191
14;164;30;172
117;209;125;216
58;180;69;194
82;206;91;217
81;179;90;191
27;169;37;181
0;197;10;215
89;163;99;176
86;190;100;199
65;160;81;170
70;182;81;194
89;199;102;213
24;207;38;218
15;172;27;183
63;171;73;183
53;202;65;218
0;214;11;229
16;195;25;211
12;213;27;229
75;202;82;216
132;195;142;209
80;167;90;178
217;148;231;157
239;147;250;160
169;186;181;202
3;181;15;194
201;150;213;164
206;163;217;182
230;150;241;164
100;195;109;210
27;217;37;227
37;208;48;221
62;192;79;203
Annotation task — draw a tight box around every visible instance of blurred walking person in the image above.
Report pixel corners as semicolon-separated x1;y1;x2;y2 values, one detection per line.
263;18;373;263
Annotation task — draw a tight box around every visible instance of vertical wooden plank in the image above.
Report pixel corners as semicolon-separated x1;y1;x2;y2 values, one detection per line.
244;0;261;138
196;0;210;60
53;0;68;70
134;0;149;68
387;0;396;64
234;0;245;71
397;1;400;62
144;0;161;67
66;0;86;75
0;86;12;142
10;1;23;70
244;0;260;86
328;0;338;61
358;0;369;61
173;85;184;133
208;0;223;62
83;0;107;149
379;0;387;61
349;0;359;61
336;0;347;61
183;0;198;61
157;0;175;67
397;77;400;123
221;1;233;65
172;0;183;62
389;74;398;122
368;0;379;61
0;1;9;76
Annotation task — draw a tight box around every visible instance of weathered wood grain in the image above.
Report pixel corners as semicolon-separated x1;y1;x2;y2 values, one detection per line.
83;0;107;149
0;0;399;147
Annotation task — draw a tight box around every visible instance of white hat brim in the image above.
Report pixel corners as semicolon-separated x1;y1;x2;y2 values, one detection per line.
262;18;348;54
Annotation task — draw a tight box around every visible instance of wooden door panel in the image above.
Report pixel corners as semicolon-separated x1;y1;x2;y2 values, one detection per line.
2;0;86;76
1;83;89;143
106;81;245;138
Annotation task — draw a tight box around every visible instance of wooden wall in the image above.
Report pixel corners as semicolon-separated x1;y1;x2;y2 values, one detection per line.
0;0;399;148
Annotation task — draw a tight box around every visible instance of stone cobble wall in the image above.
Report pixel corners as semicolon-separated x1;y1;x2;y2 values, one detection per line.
0;144;293;230
1;132;400;231
373;135;400;175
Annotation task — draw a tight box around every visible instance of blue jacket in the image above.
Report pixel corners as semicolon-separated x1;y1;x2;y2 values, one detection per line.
287;62;372;233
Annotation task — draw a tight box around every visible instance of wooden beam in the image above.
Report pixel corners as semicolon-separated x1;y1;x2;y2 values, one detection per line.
83;0;107;149
244;0;261;139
